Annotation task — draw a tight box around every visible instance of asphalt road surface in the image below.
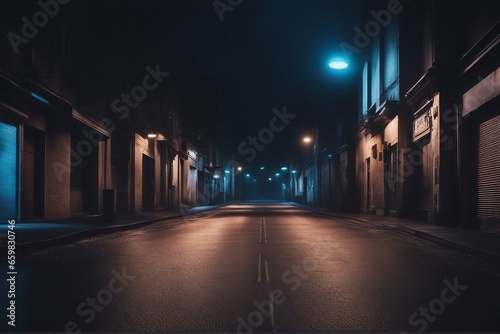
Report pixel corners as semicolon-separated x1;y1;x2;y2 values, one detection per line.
3;203;500;332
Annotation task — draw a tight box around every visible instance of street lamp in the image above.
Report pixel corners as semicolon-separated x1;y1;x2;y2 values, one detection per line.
328;60;349;70
236;166;243;200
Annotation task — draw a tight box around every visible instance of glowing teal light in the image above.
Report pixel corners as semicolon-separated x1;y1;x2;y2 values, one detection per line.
329;60;348;70
0;122;17;221
281;167;288;171
31;92;51;104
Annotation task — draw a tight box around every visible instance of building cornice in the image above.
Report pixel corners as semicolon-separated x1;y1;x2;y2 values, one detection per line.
405;68;437;109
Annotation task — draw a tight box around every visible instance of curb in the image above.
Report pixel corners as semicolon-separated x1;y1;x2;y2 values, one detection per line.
291;203;500;261
8;204;229;254
389;225;500;262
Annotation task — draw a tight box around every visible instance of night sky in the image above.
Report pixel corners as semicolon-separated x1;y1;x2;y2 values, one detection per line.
2;0;370;173
168;0;361;171
111;0;368;174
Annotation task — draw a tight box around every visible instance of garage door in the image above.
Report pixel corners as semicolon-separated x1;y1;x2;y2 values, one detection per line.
478;114;500;218
0;121;18;222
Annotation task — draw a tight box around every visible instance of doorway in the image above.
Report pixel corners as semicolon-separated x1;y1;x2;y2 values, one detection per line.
384;144;398;215
142;154;155;211
21;127;45;220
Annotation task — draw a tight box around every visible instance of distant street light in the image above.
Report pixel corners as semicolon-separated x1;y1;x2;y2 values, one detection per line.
303;136;312;143
237;166;242;171
328;60;348;70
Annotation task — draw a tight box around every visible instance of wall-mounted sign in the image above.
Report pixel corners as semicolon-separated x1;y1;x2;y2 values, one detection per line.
413;109;431;141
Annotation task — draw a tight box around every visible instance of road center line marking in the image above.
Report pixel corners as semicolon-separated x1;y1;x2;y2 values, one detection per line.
269;289;277;331
259;224;262;244
264;220;267;244
259;214;263;244
257;253;262;283
265;259;270;283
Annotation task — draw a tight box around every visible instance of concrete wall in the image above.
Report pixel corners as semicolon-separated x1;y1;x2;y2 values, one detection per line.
154;140;162;208
133;133;155;212
45;122;71;219
186;150;198;206
415;94;440;216
187;167;197;205
355;130;384;214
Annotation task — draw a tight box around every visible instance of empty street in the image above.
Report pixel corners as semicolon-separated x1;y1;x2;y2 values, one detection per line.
6;203;500;332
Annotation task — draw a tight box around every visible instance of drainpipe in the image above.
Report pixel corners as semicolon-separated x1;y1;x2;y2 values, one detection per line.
455;103;461;225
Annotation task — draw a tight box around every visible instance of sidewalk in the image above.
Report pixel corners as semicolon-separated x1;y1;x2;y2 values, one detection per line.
291;203;500;261
0;204;226;251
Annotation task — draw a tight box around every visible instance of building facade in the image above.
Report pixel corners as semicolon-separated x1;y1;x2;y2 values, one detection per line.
348;0;499;230
0;1;219;223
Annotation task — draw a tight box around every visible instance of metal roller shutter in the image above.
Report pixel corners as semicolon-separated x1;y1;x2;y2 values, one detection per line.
478;114;500;218
0;121;18;221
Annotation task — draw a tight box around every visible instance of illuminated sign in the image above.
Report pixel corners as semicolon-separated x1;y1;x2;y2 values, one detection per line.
413;110;431;141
